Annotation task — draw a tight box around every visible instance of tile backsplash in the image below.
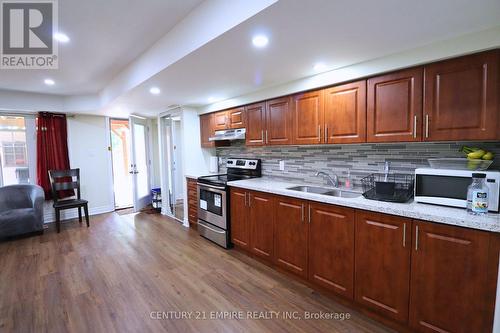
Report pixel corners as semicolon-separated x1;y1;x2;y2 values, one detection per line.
216;141;500;187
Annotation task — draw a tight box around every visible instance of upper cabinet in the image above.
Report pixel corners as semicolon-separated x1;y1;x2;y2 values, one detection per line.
292;90;324;145
266;97;293;145
200;50;500;148
424;50;499;141
245;102;266;146
324;80;367;144
213;111;228;131
200;113;214;148
227;107;246;129
367;68;423;143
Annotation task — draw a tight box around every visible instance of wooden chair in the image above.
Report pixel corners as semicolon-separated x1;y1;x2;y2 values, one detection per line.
48;169;89;233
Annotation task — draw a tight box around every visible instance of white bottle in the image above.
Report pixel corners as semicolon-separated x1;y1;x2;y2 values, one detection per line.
467;173;489;215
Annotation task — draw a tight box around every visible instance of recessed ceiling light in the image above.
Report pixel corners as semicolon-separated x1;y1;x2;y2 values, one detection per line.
149;87;160;95
54;32;70;43
252;34;269;48
44;79;55;86
313;62;327;72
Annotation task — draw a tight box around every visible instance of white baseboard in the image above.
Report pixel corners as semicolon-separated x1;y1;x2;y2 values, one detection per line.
43;204;115;224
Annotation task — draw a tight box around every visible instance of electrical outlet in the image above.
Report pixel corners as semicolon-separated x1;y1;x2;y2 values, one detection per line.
279;160;285;171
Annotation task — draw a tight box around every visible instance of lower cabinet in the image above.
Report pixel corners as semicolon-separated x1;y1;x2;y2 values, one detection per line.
230;187;250;249
354;210;411;323
274;196;309;278
308;203;355;299
409;220;491;333
248;191;274;260
229;187;498;332
186;178;198;229
230;188;274;261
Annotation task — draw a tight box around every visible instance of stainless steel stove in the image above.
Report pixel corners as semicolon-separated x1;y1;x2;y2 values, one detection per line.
197;158;261;248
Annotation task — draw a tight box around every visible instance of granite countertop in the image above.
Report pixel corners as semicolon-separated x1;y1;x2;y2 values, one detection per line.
185;172;222;180
227;177;500;233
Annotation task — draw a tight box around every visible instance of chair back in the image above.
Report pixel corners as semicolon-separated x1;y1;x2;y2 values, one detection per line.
48;169;80;202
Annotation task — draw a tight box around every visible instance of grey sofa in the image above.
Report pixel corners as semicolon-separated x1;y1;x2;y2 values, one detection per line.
0;185;45;239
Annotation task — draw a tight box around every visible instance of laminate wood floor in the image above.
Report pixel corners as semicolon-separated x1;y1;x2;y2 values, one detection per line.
0;212;393;333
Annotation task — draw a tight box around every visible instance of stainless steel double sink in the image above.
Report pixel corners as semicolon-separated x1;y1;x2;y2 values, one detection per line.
286;185;361;198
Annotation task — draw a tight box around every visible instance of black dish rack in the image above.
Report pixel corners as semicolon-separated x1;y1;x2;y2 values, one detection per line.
361;173;415;203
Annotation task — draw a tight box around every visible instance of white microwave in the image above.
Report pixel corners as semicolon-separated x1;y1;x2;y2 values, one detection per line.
414;168;500;213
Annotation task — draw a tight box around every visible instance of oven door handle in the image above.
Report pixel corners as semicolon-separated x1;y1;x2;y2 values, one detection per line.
197;183;226;190
198;221;226;234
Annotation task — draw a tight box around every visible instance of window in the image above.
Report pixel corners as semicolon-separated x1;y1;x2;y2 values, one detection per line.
0;115;36;186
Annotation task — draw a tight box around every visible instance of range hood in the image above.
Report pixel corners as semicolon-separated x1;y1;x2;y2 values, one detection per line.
209;128;246;141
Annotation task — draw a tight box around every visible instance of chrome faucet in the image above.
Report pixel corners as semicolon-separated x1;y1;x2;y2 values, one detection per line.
315;171;339;188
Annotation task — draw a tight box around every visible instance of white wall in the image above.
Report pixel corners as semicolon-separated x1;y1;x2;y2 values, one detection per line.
44;115;115;222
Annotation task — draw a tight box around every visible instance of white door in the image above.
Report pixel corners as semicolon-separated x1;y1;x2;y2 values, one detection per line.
129;116;151;212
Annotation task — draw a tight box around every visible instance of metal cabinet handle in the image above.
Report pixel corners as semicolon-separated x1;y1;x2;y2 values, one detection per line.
403;223;406;247
261;130;264;143
324;126;328;143
425;115;429;139
308;205;311;223
318;125;321;142
413;115;417;138
415;225;419;251
265;130;268;144
301;204;304;222
244;192;247;207
248;193;252;207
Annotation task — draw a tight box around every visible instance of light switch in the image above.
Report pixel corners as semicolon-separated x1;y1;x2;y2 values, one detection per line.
279;160;285;171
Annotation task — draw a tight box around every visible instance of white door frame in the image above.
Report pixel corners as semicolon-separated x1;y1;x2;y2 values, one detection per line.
158;107;188;226
129;115;152;212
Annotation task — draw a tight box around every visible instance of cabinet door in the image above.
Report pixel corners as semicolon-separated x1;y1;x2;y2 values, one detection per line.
187;178;198;228
424;50;499;141
308;203;354;299
266;97;293;145
230;188;249;249
213;111;228;131
409;221;491;333
274;196;308;278
292;90;324;145
245;102;266;146
228;107;246;129
200;113;214;148
355;211;411;323
324;80;366;144
248;191;274;261
367;68;423;142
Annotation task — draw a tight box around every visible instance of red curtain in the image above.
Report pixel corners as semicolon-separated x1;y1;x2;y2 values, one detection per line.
36;112;71;199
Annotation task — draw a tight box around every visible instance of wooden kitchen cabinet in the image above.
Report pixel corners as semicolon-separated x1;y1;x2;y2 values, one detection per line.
274;196;308;278
227;107;246;129
248;191;274;261
187;178;198;229
245;102;266;146
230;188;249;249
324;80;367;144
308;203;355;299
367;68;423;142
200;113;215;148
213;111;228;131
291;90;324;145
355;211;411;323
424;50;499;141
266;97;293;145
409;220;491;333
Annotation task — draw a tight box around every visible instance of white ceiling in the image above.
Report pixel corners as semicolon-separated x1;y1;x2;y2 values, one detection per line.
0;0;202;95
1;0;500;116
111;0;500;115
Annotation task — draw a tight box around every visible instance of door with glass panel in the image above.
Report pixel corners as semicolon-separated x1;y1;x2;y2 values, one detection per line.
0;115;36;187
129;116;151;212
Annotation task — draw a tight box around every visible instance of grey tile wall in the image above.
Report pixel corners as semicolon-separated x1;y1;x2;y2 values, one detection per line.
216;141;500;187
